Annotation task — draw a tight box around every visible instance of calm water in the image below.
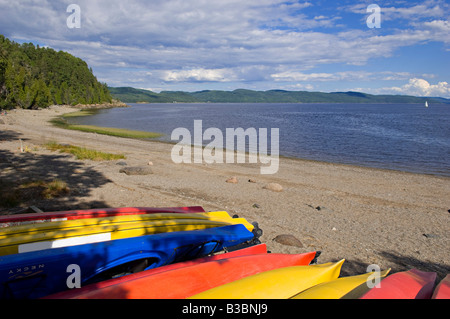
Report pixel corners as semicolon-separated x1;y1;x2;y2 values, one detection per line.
70;103;450;176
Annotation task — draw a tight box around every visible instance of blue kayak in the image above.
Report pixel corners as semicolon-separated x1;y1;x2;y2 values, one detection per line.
0;224;254;299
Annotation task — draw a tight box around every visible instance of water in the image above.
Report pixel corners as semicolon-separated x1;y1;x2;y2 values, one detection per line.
69;103;450;177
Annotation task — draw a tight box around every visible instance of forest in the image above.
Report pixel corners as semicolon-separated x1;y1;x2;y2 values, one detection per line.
0;35;112;110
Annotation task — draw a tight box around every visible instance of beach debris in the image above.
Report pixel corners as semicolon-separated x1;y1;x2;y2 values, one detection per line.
119;166;153;176
306;204;329;212
273;234;303;248
248;179;257;183
226;177;238;184
263;183;283;192
148;161;154;166
252;203;261;209
423;233;439;239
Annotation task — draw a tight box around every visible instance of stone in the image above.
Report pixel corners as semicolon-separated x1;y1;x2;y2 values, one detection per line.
252;203;261;209
263;183;283;192
119;166;153;176
226;177;238;184
273;234;303;248
116;161;127;166
248;179;257;183
148;161;154;166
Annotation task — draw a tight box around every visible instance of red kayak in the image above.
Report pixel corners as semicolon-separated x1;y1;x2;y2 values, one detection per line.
46;250;317;299
432;274;450;299
45;243;268;299
360;269;437;299
0;206;205;228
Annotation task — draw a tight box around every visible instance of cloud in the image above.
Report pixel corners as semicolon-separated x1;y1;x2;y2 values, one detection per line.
385;78;450;97
0;0;448;94
346;0;448;21
163;68;239;82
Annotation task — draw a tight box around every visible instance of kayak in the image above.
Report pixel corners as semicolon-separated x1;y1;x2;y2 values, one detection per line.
291;269;390;299
189;260;345;299
0;215;254;256
432;274;450;299
0;206;205;228
360;269;437;299
44;243;269;299
0;224;254;299
0;211;238;238
45;251;318;299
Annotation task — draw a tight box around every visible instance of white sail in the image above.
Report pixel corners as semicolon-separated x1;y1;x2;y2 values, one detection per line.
425;101;429;108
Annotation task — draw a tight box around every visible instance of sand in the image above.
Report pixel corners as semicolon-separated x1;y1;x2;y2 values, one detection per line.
1;105;449;280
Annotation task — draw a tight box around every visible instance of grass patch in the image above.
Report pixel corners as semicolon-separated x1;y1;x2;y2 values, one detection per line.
61;109;101;118
51;115;163;139
45;142;126;161
0;179;70;207
20;179;70;199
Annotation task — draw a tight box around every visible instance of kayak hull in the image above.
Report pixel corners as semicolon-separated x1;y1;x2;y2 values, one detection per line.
0;206;205;228
292;269;390;299
44;243;268;299
190;260;345;299
48;251;317;299
432;274;450;299
360;269;437;299
0;214;254;256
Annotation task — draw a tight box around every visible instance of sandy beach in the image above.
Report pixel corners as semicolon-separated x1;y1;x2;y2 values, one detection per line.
1;105;449;280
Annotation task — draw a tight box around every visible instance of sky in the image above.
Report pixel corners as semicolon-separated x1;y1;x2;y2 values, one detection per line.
1;0;449;97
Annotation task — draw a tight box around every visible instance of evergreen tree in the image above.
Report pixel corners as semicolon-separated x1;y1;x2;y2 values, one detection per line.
0;34;113;109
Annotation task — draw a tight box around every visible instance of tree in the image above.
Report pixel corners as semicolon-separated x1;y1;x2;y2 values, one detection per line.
0;34;113;109
31;78;51;108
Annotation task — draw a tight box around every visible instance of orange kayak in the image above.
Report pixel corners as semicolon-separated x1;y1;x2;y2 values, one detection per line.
45;243;268;299
48;250;317;299
432;274;450;299
360;269;437;299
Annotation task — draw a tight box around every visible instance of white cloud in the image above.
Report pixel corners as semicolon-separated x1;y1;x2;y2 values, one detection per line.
163;68;239;82
384;78;450;97
346;0;448;21
0;0;448;93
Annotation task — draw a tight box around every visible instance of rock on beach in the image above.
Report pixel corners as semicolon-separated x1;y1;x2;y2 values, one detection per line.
263;183;283;192
226;177;238;184
273;234;303;248
119;166;153;176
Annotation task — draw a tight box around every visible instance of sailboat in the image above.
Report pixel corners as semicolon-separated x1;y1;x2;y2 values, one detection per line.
425;101;429;108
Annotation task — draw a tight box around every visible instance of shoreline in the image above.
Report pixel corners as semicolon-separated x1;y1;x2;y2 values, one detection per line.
1;105;449;280
68;102;450;178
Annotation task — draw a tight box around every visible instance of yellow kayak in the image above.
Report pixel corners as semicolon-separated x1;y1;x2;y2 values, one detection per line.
291;269;391;299
0;217;253;256
189;260;345;299
0;211;237;238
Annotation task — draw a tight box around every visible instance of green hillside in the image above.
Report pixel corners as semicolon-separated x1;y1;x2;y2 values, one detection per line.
0;35;112;109
109;87;450;104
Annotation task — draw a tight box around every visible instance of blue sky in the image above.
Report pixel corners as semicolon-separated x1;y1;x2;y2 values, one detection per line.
1;0;449;97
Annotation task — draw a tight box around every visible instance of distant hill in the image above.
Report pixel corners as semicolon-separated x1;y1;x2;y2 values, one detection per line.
0;35;112;109
109;87;450;104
